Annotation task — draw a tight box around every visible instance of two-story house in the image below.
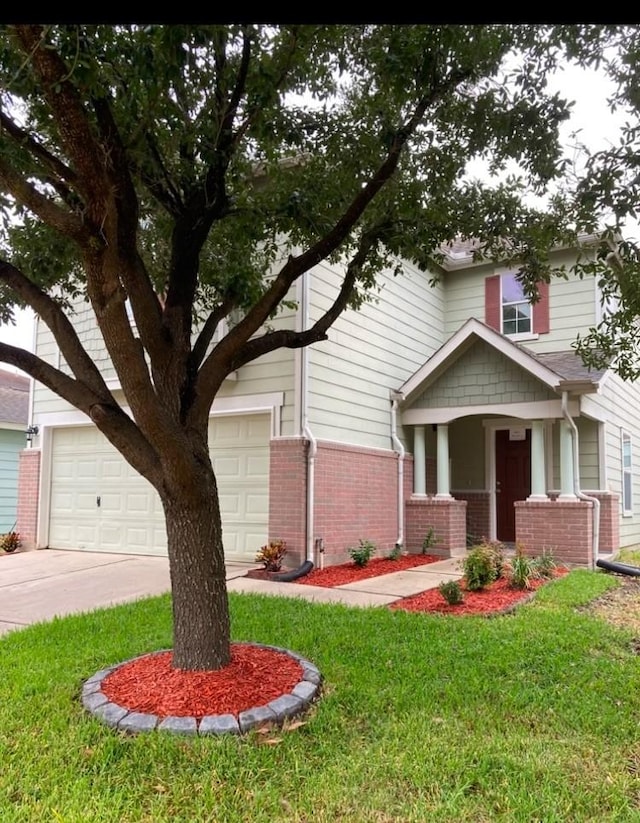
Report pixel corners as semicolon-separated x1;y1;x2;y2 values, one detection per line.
16;239;636;569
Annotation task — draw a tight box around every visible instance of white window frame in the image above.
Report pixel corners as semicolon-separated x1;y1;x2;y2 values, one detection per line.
622;429;633;516
500;272;533;338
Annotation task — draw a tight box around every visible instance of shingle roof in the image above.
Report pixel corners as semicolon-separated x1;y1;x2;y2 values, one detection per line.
0;369;29;425
524;350;608;385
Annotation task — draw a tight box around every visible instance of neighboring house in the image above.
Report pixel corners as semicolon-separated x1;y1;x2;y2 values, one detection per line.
0;370;29;533
16;239;637;567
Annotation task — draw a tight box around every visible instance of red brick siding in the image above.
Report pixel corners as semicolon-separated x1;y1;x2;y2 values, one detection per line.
515;499;594;566
268;439;308;566
314;441;402;565
453;491;490;544
405;497;467;556
17;449;40;550
583;491;620;555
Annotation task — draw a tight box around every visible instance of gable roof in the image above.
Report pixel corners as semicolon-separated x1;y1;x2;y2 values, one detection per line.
397;318;605;404
0;369;29;426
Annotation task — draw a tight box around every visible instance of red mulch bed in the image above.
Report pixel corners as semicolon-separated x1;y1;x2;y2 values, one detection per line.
294;553;442;587
390;568;569;616
100;645;303;719
101;565;568;721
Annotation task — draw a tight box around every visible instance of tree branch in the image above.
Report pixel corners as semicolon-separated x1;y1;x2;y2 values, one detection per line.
0;259;116;397
13;26;111;212
0;157;87;242
0;340;163;486
192;224;383;422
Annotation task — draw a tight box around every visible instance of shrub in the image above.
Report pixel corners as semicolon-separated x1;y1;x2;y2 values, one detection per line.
506;543;540;590
438;580;464;606
349;540;376;567
387;543;403;561
463;541;504;591
255;539;287;572
422;527;436;554
0;531;20;553
534;548;557;579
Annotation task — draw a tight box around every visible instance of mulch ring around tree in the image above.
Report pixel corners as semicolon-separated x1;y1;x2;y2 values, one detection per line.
390;567;570;616
82;643;322;737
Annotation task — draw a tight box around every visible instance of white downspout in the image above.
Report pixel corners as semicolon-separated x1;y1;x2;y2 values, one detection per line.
390;391;405;549
300;272;317;567
561;391;600;568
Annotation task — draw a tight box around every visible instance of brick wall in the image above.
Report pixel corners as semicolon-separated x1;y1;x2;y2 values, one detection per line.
16;449;40;550
583;491;620;555
313;441;402;565
452;490;490;544
405;497;468;556
515;499;594;566
268;438;308;566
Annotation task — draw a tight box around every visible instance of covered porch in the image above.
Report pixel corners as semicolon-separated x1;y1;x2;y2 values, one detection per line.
396;319;617;567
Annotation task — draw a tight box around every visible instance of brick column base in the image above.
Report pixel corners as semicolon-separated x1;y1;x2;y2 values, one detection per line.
452;490;490;544
515;499;594;567
583;491;620;555
405;497;467;557
17;449;41;551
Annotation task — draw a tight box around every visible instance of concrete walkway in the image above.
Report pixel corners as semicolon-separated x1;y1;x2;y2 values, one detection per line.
0;549;463;635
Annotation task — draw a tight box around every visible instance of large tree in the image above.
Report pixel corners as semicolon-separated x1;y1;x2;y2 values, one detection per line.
0;24;605;670
553;26;640;379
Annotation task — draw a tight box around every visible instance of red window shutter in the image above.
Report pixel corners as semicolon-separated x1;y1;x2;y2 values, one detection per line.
485;275;501;331
532;280;550;334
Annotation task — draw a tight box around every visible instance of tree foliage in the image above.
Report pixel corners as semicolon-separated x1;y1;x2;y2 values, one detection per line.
0;24;615;669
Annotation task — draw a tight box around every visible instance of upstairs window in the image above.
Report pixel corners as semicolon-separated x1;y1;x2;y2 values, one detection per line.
501;273;531;335
485;273;549;337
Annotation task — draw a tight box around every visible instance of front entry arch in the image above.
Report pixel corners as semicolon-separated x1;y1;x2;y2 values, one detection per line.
495;428;531;542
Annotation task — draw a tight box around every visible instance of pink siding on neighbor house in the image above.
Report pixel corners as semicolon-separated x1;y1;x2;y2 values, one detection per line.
17;449;40;550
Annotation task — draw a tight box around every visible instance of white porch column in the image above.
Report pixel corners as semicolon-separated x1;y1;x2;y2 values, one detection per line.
413;425;427;496
559;419;576;499
528;420;548;500
435;424;452;499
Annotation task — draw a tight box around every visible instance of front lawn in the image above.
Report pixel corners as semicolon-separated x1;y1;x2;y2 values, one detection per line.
1;570;639;822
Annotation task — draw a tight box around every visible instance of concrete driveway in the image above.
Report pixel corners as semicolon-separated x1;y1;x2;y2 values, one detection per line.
0;548;463;636
0;549;247;636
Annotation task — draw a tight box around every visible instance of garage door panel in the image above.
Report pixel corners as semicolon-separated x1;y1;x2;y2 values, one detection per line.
50;414;270;558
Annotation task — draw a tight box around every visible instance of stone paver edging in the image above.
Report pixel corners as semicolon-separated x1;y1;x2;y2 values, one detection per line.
82;643;322;736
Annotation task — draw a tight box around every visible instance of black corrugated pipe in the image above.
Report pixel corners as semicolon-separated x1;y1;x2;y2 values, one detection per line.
268;560;314;582
596;558;640;577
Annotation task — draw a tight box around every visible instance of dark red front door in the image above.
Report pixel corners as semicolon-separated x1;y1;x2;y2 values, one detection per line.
495;428;531;542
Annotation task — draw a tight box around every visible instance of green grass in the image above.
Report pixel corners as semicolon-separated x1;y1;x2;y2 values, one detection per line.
1;570;640;821
614;546;640;566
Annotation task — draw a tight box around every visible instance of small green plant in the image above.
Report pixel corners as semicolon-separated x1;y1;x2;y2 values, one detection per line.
255;539;287;572
463;541;504;591
507;543;540;590
387;543;403;561
422;527;436;554
349;539;376;567
438;579;464;606
534;548;557;579
0;531;20;553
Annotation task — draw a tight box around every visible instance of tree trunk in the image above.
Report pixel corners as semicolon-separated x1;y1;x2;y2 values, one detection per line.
162;469;231;671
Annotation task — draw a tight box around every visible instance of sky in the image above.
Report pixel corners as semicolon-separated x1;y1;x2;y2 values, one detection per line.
0;58;630;366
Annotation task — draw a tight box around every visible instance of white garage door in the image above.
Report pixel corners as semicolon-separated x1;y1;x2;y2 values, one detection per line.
48;414;270;560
